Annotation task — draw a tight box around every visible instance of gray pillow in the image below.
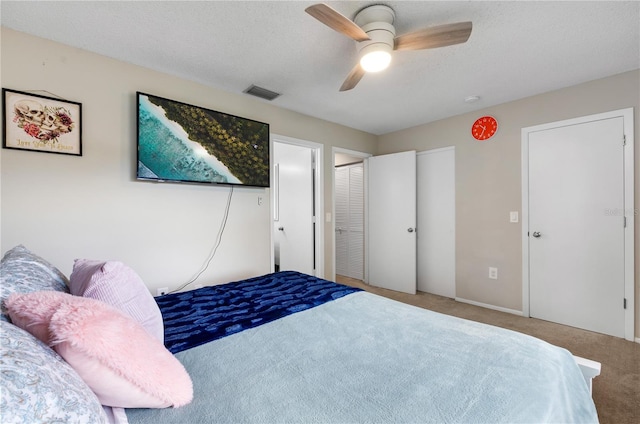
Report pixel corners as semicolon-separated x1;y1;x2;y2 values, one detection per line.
0;245;69;322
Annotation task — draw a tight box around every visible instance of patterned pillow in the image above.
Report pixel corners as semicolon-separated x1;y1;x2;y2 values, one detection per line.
0;320;108;423
0;245;69;322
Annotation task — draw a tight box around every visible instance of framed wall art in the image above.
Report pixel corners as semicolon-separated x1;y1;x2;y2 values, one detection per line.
2;88;82;156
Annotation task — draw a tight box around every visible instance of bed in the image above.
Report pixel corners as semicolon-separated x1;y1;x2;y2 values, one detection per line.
130;271;600;423
0;246;600;423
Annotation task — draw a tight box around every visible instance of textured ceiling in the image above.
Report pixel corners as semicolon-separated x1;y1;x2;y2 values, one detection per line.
1;1;638;135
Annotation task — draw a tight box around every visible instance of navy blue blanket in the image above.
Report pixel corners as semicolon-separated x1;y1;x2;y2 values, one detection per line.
156;271;361;353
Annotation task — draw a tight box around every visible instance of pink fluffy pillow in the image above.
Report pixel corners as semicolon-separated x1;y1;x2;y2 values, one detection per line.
5;291;193;409
69;259;164;343
5;291;68;344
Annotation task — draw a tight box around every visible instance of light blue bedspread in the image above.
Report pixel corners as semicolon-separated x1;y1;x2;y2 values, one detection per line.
127;292;598;423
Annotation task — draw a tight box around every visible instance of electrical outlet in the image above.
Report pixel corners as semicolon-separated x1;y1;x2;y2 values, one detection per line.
156;287;169;296
488;267;498;280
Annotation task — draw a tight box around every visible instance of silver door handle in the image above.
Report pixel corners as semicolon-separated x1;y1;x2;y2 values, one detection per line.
532;231;541;238
278;227;284;231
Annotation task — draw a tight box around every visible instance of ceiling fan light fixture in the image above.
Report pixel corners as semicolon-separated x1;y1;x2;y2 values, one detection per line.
357;24;395;73
359;45;392;72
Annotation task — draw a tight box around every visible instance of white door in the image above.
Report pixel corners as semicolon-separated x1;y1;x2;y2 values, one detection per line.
335;164;365;280
367;151;417;294
417;148;455;298
335;167;349;276
273;142;314;275
527;117;625;337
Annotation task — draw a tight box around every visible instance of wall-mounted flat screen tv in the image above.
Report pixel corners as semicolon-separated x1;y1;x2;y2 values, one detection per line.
137;92;270;187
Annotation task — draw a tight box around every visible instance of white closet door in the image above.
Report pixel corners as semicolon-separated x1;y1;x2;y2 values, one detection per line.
368;151;417;294
335;164;365;280
417;148;455;298
335;167;349;276
347;164;364;280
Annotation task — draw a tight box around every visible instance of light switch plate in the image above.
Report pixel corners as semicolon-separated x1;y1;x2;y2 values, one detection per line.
510;211;519;223
489;267;498;280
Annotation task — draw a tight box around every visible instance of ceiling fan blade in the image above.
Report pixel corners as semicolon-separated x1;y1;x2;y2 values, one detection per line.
305;3;370;42
339;64;366;92
394;21;472;51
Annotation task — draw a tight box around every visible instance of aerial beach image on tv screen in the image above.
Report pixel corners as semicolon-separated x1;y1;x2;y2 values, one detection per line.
137;93;269;187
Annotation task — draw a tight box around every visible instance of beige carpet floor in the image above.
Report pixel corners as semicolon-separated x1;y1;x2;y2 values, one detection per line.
336;276;640;424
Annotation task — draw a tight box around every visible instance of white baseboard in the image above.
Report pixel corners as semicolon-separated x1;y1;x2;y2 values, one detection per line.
455;299;640;343
455;297;523;316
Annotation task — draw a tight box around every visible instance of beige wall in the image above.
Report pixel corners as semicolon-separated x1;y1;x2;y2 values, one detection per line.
0;28;377;292
2;27;638;339
378;70;639;338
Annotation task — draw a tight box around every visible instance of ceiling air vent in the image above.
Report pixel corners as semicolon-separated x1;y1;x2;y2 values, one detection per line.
243;85;280;101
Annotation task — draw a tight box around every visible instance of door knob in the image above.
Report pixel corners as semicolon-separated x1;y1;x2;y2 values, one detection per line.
407;228;414;233
278;227;284;231
532;231;541;238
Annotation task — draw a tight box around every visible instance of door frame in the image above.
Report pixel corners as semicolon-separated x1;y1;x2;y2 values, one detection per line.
331;147;372;281
521;108;634;341
272;134;324;278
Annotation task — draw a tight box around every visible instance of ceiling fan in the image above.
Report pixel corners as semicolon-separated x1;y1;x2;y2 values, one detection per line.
305;3;473;91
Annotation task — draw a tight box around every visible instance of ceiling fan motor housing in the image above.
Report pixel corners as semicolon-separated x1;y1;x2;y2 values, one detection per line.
358;23;395;56
354;5;396;69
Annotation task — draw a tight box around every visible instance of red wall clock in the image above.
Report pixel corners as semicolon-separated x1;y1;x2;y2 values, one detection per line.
471;116;498;141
